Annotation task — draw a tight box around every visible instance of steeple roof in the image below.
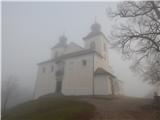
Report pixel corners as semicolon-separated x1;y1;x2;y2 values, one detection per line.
52;35;67;49
91;22;101;32
83;22;106;40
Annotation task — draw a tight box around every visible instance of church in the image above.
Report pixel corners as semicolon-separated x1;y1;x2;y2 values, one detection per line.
34;22;122;99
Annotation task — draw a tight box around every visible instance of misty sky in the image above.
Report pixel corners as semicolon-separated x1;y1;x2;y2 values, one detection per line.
2;2;153;98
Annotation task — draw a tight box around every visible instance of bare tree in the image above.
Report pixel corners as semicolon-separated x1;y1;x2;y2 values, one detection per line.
108;1;160;84
144;56;160;84
2;75;19;116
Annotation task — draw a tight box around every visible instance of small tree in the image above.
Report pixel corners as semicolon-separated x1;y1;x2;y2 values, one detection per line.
108;1;160;84
2;75;19;116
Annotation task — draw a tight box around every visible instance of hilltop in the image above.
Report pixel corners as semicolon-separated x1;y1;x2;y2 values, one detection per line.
2;95;160;120
2;95;95;120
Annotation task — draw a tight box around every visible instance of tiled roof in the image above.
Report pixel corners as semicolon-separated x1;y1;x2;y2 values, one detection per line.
37;59;54;65
83;31;107;41
54;49;101;61
94;68;116;78
38;49;102;65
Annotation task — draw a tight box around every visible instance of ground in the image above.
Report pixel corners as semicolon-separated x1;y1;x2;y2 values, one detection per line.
81;96;160;120
2;96;95;120
3;95;160;120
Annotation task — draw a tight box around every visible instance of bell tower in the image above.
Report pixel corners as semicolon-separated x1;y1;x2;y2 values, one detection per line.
51;35;67;59
83;22;108;60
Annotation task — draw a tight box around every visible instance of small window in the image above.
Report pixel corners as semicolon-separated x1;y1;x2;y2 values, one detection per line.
54;52;58;58
90;42;95;49
104;43;106;50
82;60;87;66
42;67;46;73
51;65;54;72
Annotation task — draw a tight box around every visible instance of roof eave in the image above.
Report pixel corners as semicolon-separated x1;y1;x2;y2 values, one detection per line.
83;32;107;42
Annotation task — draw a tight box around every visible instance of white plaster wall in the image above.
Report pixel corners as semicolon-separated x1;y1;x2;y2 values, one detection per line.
34;62;57;99
84;34;111;72
157;87;160;96
156;82;160;96
117;80;123;95
62;54;94;95
94;55;107;71
85;35;102;54
110;78;123;95
85;35;108;59
101;35;108;61
94;75;112;95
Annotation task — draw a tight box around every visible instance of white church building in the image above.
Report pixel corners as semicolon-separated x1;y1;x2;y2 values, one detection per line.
34;22;121;99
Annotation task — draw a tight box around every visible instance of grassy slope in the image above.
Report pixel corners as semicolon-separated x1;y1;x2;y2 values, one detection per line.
3;96;95;120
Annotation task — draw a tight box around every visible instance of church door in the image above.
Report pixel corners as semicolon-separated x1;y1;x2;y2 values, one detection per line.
56;80;62;94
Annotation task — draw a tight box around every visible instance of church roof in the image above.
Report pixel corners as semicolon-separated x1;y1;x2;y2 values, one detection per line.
94;68;123;83
52;35;67;49
54;49;102;61
37;59;54;65
83;31;107;40
94;68;116;78
38;49;102;65
68;42;83;49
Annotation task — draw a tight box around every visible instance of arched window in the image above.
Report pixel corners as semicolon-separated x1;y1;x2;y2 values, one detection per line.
42;67;46;73
104;43;106;50
54;52;58;58
82;60;87;66
51;65;54;72
90;42;95;49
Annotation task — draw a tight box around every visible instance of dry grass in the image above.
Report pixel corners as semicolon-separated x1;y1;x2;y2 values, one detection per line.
81;96;160;120
2;96;95;120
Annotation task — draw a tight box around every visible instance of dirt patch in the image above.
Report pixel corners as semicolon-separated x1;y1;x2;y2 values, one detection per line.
81;96;160;120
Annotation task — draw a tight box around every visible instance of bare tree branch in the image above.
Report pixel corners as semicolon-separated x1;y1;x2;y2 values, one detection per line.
108;1;160;84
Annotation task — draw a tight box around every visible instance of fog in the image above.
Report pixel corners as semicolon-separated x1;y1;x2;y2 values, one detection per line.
2;2;153;107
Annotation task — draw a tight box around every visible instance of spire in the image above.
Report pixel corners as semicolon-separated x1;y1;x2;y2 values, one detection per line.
91;19;101;33
83;20;102;40
59;34;67;46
